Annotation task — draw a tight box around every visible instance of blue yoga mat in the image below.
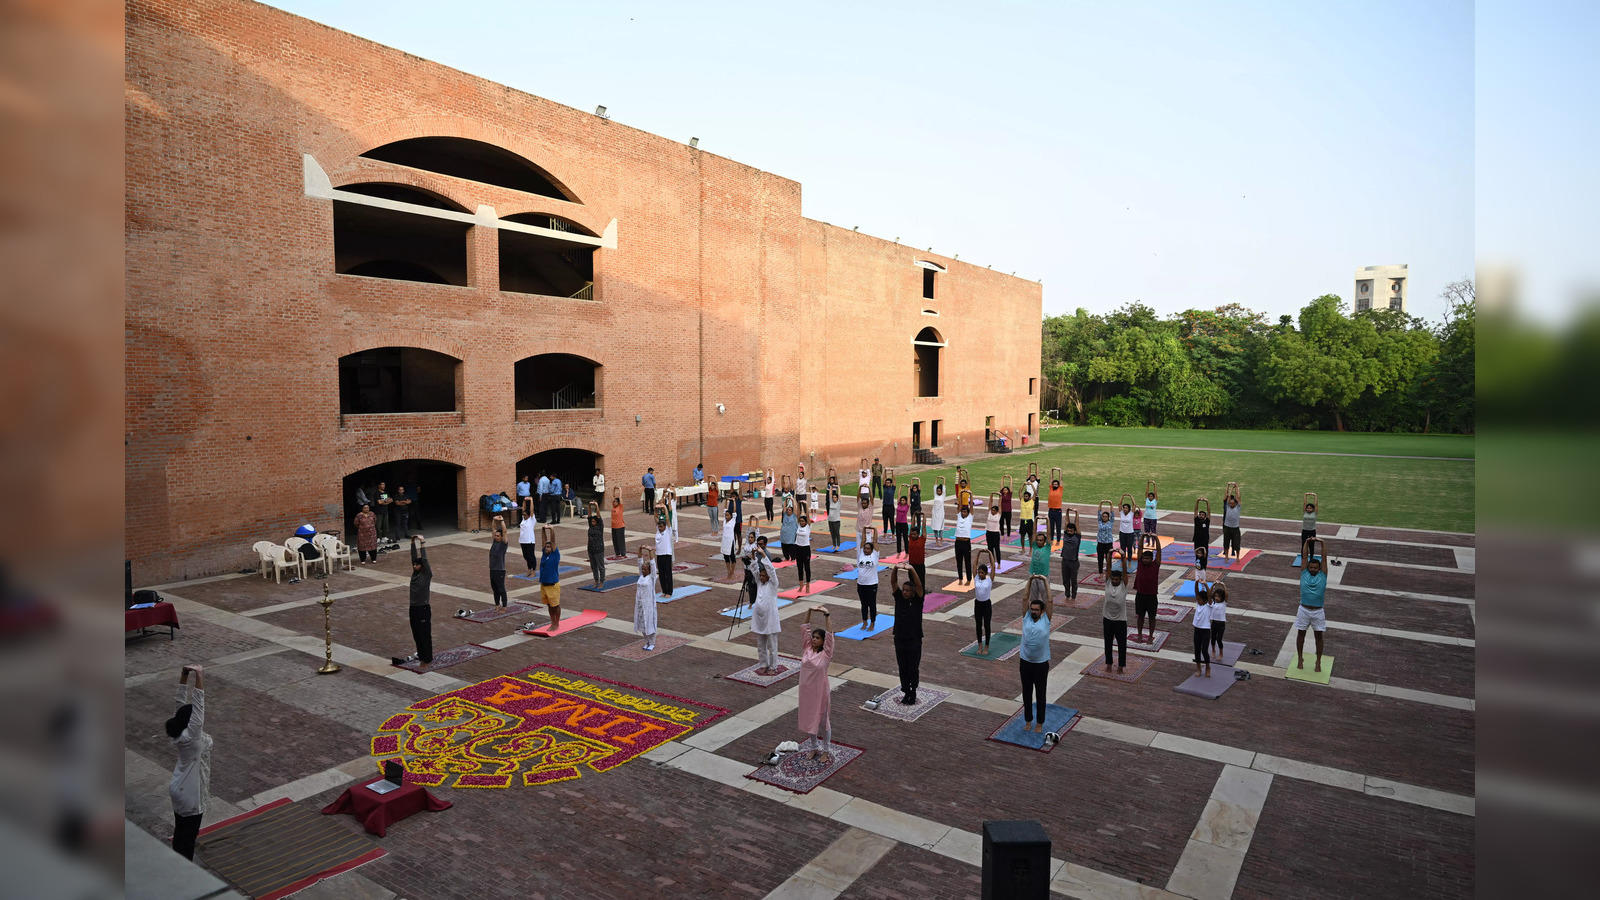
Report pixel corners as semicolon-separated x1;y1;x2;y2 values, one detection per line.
578;575;637;593
816;541;858;554
718;597;793;619
1291;553;1322;568
657;585;712;603
837;615;895;640
833;564;887;581
991;705;1079;749
1173;580;1213;598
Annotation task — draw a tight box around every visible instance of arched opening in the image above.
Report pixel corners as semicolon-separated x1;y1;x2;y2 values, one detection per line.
339;347;461;414
343;459;464;538
515;354;600;410
517;449;603;508
913;327;944;398
334;183;470;286
361;137;577;201
499;213;597;298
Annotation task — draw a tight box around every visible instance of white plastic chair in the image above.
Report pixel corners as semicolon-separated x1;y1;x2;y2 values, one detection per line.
314;533;354;572
286;536;329;578
251;541;278;579
263;543;301;583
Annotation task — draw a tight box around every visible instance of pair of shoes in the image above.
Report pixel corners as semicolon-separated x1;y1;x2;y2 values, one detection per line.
902;691;918;705
644;643;655;651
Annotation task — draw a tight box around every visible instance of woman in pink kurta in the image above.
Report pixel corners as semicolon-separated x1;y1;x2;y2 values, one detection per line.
797;606;836;761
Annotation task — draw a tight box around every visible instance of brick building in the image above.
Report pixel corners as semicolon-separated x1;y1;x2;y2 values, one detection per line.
126;0;1043;582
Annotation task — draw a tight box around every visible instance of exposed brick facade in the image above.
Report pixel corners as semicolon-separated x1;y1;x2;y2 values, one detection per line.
125;0;1042;582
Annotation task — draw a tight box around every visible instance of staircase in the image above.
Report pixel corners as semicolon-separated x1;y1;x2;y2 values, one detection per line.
913;448;945;465
985;439;1012;454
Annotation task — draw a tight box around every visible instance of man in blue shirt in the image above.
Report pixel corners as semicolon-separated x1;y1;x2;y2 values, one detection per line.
516;475;531;521
549;475;564;523
642;468;656;513
1295;554;1328;673
693;462;704;484
536;472;551;521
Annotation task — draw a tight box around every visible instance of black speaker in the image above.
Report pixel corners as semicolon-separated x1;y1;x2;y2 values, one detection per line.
982;820;1051;899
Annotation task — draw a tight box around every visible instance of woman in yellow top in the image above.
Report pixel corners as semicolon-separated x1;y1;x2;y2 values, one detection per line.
1018;489;1038;550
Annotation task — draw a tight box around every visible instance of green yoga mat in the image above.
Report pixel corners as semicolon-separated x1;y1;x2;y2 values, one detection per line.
1285;654;1335;684
959;632;1022;660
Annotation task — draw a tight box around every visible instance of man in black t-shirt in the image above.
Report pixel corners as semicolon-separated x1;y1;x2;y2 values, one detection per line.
889;565;924;705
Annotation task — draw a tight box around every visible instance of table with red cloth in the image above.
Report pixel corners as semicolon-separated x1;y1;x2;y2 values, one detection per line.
322;780;452;837
125;602;179;639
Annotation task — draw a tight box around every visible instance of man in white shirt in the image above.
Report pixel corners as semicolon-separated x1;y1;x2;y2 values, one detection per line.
592;469;605;504
167;665;213;860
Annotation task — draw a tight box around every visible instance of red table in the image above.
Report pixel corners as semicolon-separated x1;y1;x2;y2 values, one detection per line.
322;780;451;836
125;602;180;639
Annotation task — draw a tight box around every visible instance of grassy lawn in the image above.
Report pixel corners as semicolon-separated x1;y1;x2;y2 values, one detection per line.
1040;425;1475;459
907;443;1475;533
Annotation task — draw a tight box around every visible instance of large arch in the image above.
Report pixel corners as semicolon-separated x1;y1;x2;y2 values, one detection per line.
913;327;945;398
517;448;605;513
343;458;465;538
333;182;471;285
361;137;578;202
514;353;601;410
338;347;462;414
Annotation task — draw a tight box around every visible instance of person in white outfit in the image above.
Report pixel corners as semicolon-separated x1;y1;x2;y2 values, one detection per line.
167;665;213;860
634;547;660;650
719;506;739;580
929;483;946;539
750;556;784;675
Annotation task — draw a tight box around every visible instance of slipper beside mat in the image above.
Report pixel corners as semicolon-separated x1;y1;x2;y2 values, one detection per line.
1082;655;1155;683
198;798;384;900
578;575;637;593
988;705;1080;752
1174;665;1237;698
959;632;1022;660
1285;654;1335;684
396;644;496;671
837;616;895;640
520;609;607;636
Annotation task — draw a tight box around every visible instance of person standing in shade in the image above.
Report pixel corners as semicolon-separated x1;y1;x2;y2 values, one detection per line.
894;494;910;555
796;606;835;761
855;534;881;631
393;485;413;538
642;467;656;513
1300;499;1318;556
972;552;994;654
795;514;814;594
406;535;433;665
1209;581;1229;655
517;475;532;521
929;481;946;541
870;457;883;500
999;482;1013;538
1191;581;1214;678
779;499;799;561
1132;541;1163;643
1192;503;1212;574
519;506;540;576
764;470;777;522
693;461;704;484
536;471;551;521
1096;508;1114;574
610;493;627;557
1018;576;1055;733
1018;488;1037;550
750;554;783;676
1102;560;1129;673
907;515;927;592
489;516;509;606
537;528;562;631
826;486;842;550
908;478;922;521
653;515;675;598
889;565;925;704
706;478;721;533
880;471;897;534
953;503;975;585
550;473;565;524
1059;517;1082;600
592;469;605;509
1118;501;1136;558
855;489;873;546
586;503;606;589
984;496;1003;563
719;504;739;580
354;503;378;564
1222;491;1243;559
375;481;392;542
1047;477;1064;542
166;664;212;860
1296;551;1328;672
633;548;659;651
1143;489;1160;535
1029;523;1052;580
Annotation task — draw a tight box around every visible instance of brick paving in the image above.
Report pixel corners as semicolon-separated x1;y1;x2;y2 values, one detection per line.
128;501;1476;898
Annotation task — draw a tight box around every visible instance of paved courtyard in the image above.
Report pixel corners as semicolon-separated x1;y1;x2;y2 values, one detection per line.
125;495;1474;899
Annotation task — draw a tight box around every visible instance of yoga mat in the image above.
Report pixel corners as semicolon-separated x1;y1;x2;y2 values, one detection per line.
1079;571;1107;587
940;579;975;593
1003;613;1072;634
922;591;961;613
1216;640;1246;666
578;575;637;593
1127;631;1169;652
1174;665;1237;699
656;585;712;603
746;743;864;794
834;565;887;581
1173;580;1213;598
772;559;798;569
1083;655;1155;683
988;705;1079;752
837;616;895;640
866;686;951;723
779;580;838;599
958;632;1021;660
719;598;793;619
1207;549;1261;572
200;798;385;900
816;541;858;554
602;635;691;661
880;552;909;564
459;603;537;623
672;562;706;573
725;656;803;687
605;554;631;562
994;558;1024;574
520;609;606;636
1155;604;1189;623
1292;553;1324;568
1285;654;1335;684
1057;592;1099;609
396;644;495;671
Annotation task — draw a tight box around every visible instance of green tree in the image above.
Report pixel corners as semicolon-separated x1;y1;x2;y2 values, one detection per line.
1260;295;1381;431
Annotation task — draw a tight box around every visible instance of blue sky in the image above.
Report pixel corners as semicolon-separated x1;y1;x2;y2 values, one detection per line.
272;0;1482;323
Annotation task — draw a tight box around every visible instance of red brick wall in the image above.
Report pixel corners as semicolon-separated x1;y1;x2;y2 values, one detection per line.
124;0;1040;582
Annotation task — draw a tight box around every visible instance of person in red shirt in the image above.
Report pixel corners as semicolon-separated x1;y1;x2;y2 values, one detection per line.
1132;537;1163;642
907;514;927;590
706;478;721;534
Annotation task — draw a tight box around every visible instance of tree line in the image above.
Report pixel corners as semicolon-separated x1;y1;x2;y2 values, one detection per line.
1039;280;1475;433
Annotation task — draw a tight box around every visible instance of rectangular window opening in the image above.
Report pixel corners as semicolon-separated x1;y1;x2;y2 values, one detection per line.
931;419;942;447
923;268;936;300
